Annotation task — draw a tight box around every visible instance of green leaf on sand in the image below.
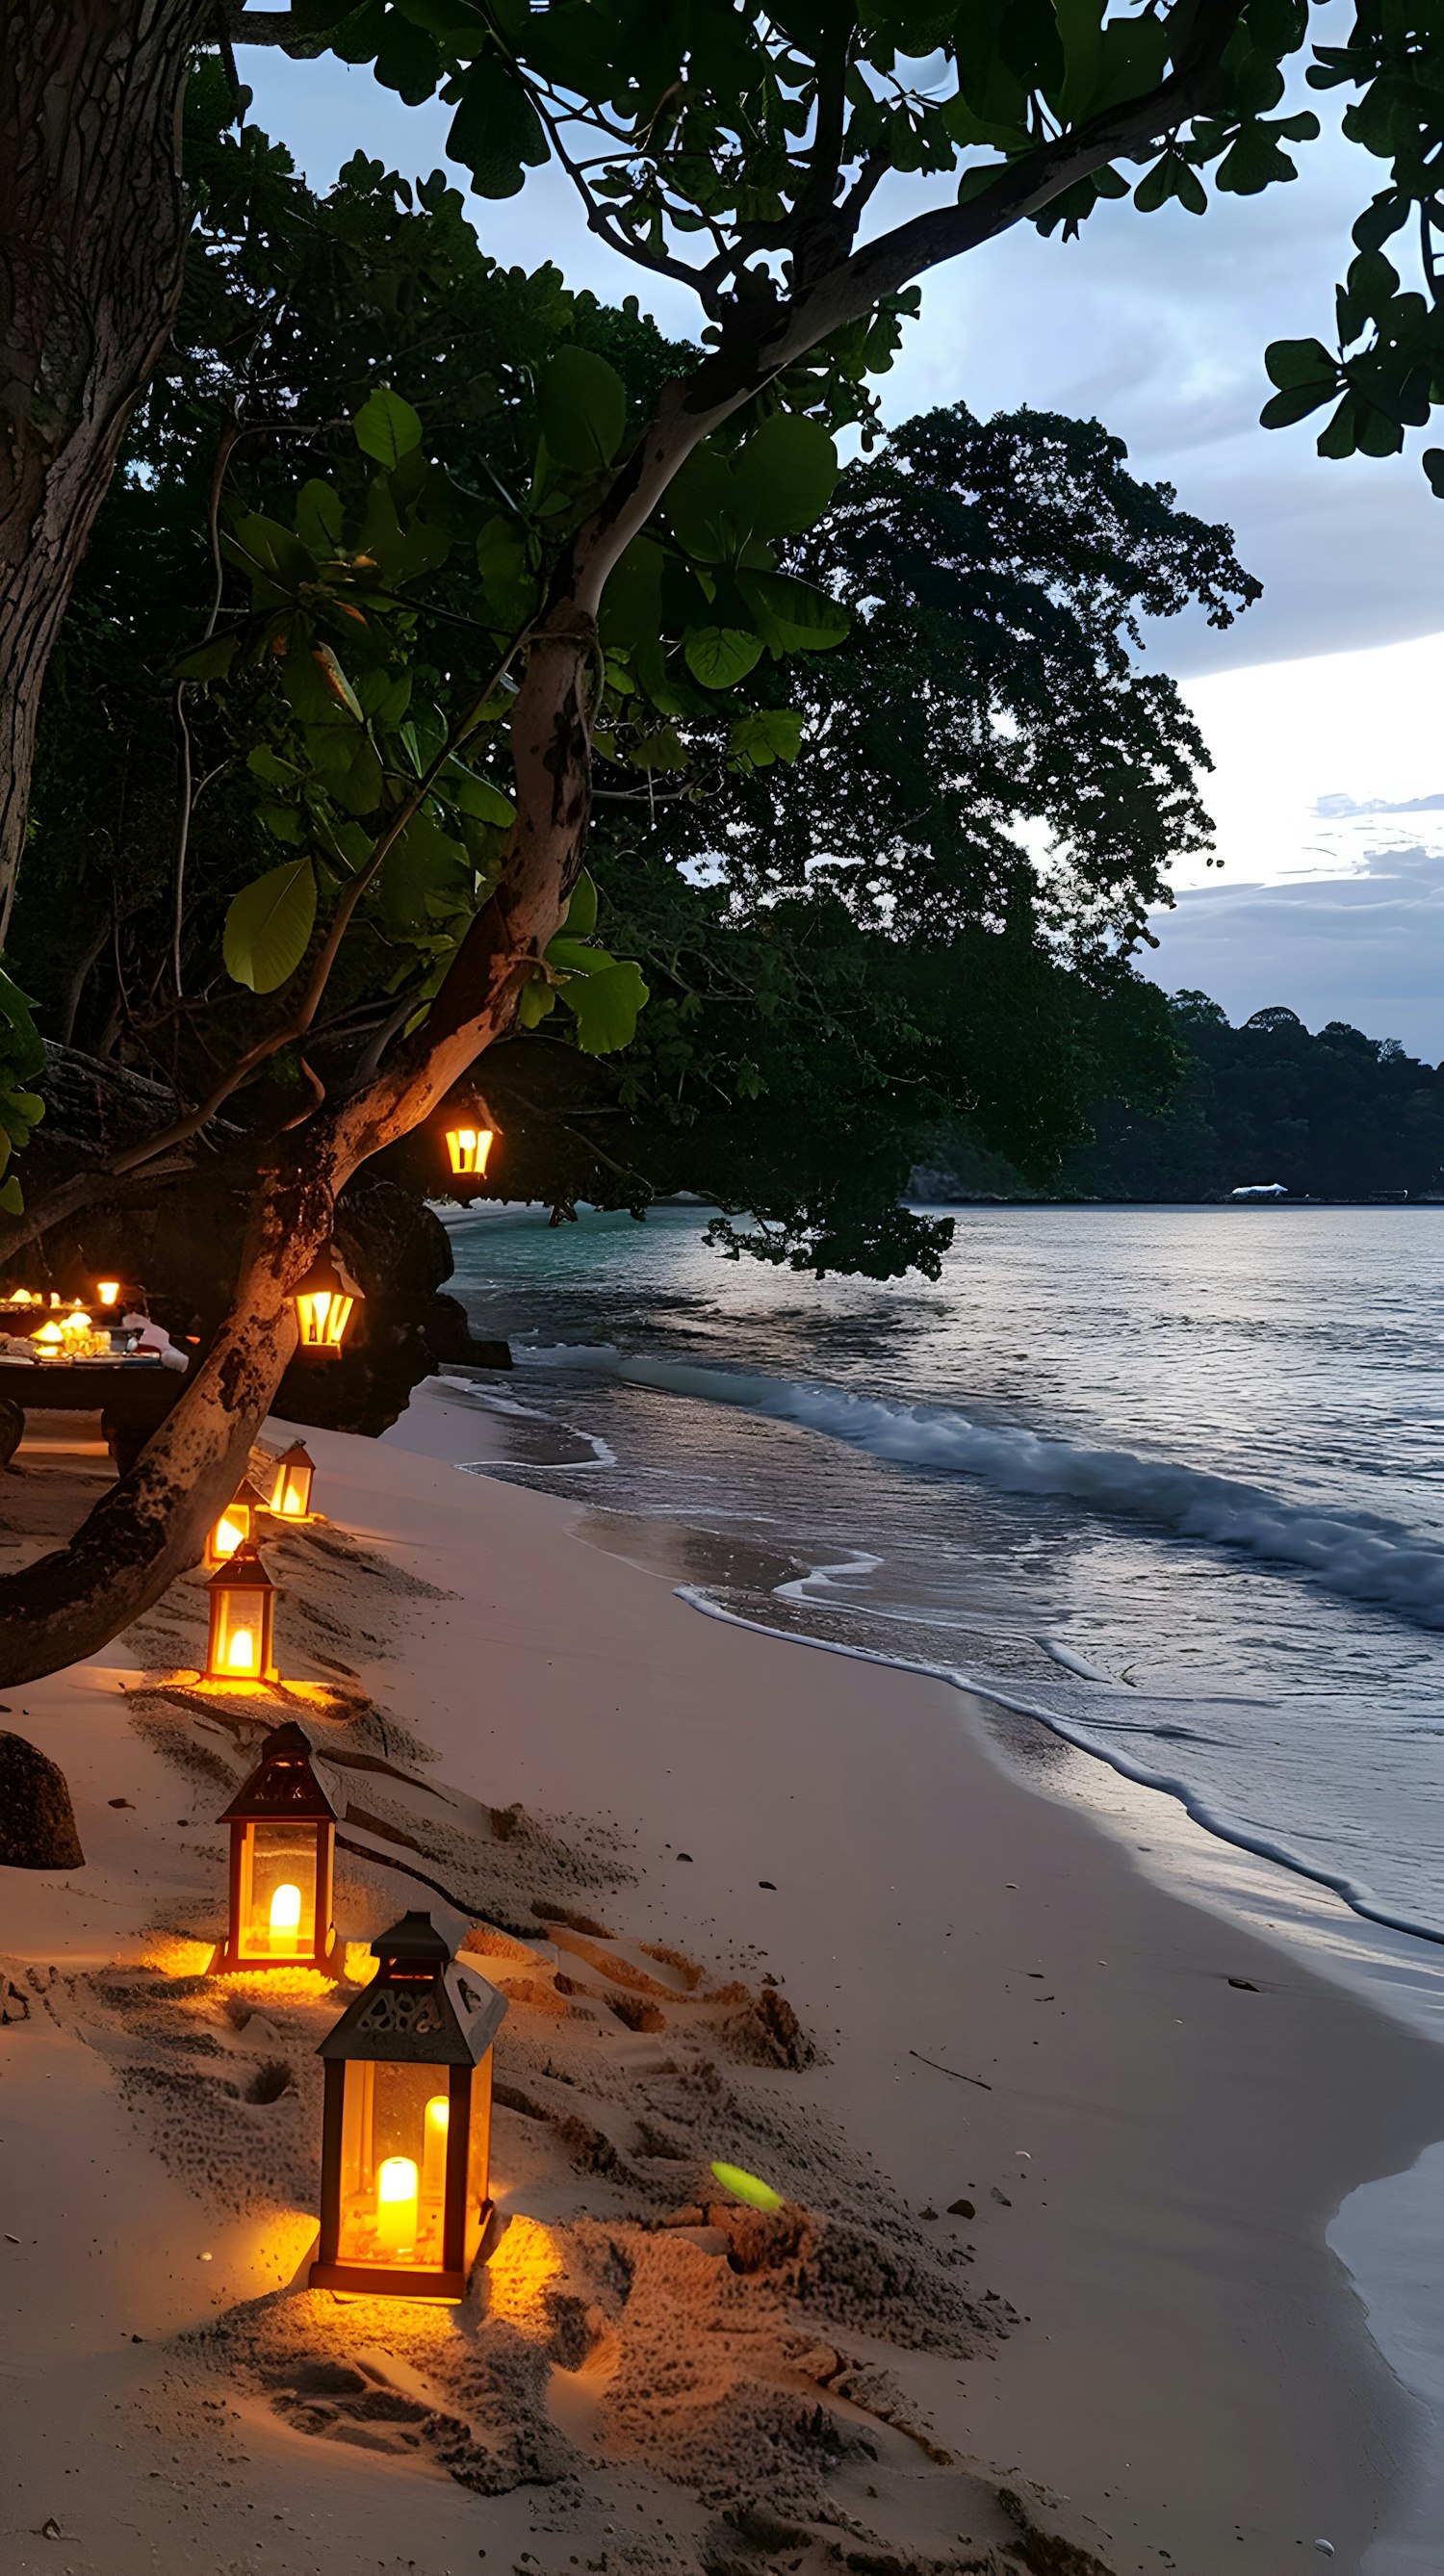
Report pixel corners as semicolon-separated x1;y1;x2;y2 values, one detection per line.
709;2160;785;2212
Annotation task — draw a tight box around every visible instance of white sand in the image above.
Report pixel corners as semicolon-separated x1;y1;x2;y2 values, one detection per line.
2;1372;1442;2576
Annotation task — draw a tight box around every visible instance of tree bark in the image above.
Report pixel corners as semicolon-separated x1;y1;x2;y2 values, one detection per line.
0;613;599;1683
0;0;206;926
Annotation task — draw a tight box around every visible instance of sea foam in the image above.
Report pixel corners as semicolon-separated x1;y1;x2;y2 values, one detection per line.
520;1343;1444;1626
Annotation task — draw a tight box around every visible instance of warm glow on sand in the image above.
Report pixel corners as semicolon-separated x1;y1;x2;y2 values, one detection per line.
484;2213;562;2327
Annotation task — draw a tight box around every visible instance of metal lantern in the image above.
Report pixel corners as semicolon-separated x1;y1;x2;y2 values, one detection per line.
215;1721;338;1972
204;1474;270;1569
267;1439;316;1520
204;1540;279;1683
293;1247;360;1355
309;1912;507;2303
444;1124;495;1182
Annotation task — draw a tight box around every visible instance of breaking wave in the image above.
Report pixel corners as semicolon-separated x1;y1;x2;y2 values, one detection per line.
519;1342;1444;1627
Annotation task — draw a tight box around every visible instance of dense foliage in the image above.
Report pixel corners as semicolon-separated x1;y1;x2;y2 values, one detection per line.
16;90;1257;1275
923;994;1444;1200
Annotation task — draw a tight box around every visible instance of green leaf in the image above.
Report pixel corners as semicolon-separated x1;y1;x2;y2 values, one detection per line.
733;414;838;539
737;570;850;655
683;624;764;688
565;958;650;1054
171;632;238;683
728;708;805;770
0;1174;22;1217
447;51;548;199
516;970;559;1028
563;867;599;938
545;935;617;975
1260;381;1337;428
709;2160;784;2213
600;534;666;647
1424;448;1444;500
354;386;425;469
297;478;345;554
441;760;516;825
538;346;628;470
1264;336;1337;390
222;857;318;992
667;450;744;564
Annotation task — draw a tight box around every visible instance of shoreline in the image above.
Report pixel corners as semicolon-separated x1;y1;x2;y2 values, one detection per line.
391;1378;1444;2567
1;1374;1442;2571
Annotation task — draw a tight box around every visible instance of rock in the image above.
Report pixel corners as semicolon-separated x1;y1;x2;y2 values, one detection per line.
0;1735;83;1869
425;1293;512;1369
947;2198;976;2219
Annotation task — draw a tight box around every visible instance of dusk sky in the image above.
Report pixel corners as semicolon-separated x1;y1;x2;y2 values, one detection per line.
243;42;1444;1059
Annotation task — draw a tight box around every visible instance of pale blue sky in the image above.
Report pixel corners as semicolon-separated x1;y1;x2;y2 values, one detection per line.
241;46;1444;1056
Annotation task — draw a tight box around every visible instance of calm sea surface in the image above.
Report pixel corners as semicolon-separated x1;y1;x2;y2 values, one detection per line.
442;1202;1444;1949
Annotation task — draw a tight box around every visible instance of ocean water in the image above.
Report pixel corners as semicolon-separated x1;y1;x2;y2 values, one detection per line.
441;1200;1444;1951
439;1196;1444;2563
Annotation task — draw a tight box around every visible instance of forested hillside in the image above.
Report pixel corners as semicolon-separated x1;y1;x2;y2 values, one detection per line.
918;994;1444;1202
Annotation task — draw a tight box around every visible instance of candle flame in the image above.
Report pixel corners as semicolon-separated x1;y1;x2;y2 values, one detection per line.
270;1883;302;1937
226;1626;257;1672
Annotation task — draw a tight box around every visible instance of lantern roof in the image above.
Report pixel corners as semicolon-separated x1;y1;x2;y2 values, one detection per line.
271;1438;314;1469
217;1719;340;1825
207;1538;278;1596
318;1909;508;2066
229;1473;271;1513
296;1245;362;1304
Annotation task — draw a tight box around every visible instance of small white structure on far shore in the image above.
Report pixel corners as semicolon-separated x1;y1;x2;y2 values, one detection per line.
1229;1182;1288;1198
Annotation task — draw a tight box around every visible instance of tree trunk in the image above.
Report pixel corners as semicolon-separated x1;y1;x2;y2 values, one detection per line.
0;0;205;927
0;616;598;1683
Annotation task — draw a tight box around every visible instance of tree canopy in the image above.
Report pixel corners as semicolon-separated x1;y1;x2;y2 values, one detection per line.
15;89;1257;1278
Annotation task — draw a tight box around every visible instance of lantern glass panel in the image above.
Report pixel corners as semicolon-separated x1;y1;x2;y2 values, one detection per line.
207;1583;273;1680
297;1288;353;1350
335;2061;461;2271
467;2048;493;2214
240;1821;319;1961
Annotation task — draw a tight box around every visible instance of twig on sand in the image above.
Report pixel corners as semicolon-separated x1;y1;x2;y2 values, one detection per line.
909;2048;993;2090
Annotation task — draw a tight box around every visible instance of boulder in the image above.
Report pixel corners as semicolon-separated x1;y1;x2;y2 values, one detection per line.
0;1733;84;1868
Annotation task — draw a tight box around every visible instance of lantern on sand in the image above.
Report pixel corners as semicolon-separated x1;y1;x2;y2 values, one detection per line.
444;1123;495;1183
267;1439;316;1521
309;1912;507;2302
204;1540;279;1683
204;1474;270;1569
293;1248;359;1355
215;1721;338;1972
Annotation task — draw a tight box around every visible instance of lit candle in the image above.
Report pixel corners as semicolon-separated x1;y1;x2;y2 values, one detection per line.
96;1281;119;1305
421;2093;450;2200
226;1625;257;1673
375;2155;419;2255
281;1480;304;1517
268;1883;302;1954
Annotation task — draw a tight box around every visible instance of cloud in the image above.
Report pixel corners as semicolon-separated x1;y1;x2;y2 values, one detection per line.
1147;842;1444;1060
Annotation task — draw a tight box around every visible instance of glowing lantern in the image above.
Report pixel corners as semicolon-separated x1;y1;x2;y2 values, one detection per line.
309;1911;507;2302
60;1305;91;1346
215;1720;339;1973
293;1248;359;1355
204;1474;269;1569
444;1124;495;1182
204;1539;279;1683
267;1439;316;1520
96;1280;121;1307
32;1321;64;1360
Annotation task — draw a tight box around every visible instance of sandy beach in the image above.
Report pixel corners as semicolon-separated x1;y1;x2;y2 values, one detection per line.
3;1372;1443;2576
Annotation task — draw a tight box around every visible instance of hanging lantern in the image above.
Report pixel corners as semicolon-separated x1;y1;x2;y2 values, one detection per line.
204;1540;279;1684
215;1721;339;1973
444;1124;495;1183
266;1439;316;1521
95;1279;121;1308
309;1912;507;2303
293;1247;360;1356
204;1474;270;1570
